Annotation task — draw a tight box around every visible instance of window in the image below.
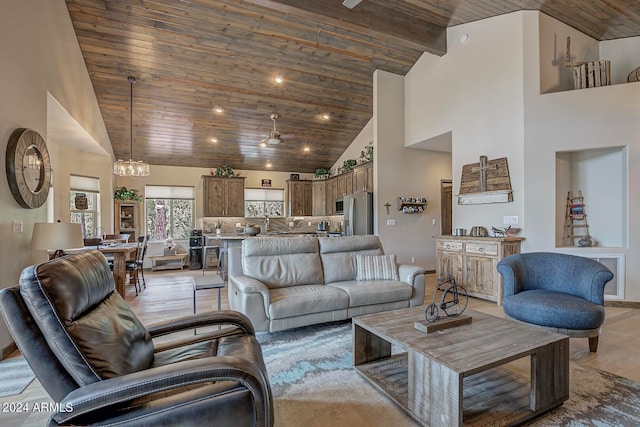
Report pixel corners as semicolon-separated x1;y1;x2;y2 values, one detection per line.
70;175;100;237
244;188;284;217
145;186;195;240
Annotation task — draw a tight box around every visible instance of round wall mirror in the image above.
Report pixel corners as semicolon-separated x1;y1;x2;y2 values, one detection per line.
23;144;45;193
5;128;52;209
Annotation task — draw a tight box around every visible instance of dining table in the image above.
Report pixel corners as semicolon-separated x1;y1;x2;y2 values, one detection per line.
66;243;138;296
97;244;138;296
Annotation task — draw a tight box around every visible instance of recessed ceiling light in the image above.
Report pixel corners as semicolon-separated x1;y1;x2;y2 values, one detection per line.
213;106;224;113
210;137;218;143
274;75;283;84
321;113;331;121
266;162;272;168
259;142;267;148
304;147;310;152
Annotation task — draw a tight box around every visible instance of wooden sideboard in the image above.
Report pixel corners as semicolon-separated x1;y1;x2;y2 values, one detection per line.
435;235;524;305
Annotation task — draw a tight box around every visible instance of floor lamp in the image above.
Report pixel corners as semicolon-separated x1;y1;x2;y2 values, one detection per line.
31;222;84;259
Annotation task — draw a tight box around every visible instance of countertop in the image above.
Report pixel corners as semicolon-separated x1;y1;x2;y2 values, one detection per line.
205;231;324;240
436;235;525;241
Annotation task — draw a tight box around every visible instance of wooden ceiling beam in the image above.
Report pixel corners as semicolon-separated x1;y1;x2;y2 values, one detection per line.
239;0;447;56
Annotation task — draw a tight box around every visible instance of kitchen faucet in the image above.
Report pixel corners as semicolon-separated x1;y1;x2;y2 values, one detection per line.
263;215;270;232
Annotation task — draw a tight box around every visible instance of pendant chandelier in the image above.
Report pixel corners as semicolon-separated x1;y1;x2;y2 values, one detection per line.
113;76;150;177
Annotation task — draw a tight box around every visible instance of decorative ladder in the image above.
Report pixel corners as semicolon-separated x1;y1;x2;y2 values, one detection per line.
563;191;590;246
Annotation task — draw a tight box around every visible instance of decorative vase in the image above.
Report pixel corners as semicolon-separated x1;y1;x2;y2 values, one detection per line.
216;229;221;235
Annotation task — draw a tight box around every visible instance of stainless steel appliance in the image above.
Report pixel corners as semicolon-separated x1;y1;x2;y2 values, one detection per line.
189;229;203;270
335;198;344;214
343;192;373;236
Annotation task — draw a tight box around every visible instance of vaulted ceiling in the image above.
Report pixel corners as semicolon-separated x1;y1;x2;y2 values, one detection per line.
65;0;640;173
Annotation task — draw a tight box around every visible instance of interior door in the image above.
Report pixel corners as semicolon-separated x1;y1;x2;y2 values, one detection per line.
441;180;452;235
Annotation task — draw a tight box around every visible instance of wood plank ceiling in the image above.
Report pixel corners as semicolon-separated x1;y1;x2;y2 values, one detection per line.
65;0;640;173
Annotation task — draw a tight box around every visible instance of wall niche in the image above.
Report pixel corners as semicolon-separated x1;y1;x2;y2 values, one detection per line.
555;146;627;248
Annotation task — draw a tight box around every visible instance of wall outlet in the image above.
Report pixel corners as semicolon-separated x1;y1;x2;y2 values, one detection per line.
432;218;436;225
411;256;416;264
503;215;519;225
308;221;312;226
386;219;396;226
235;222;242;228
289;222;294;227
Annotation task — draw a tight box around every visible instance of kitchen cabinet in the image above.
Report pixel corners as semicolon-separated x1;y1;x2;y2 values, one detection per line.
115;201;142;242
312;180;327;216
203;176;246;217
326;177;338;215
353;161;373;192
287;179;312;216
336;171;353;198
435;236;524;305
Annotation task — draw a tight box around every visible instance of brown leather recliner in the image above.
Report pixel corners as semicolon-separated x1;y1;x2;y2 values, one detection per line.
0;250;273;427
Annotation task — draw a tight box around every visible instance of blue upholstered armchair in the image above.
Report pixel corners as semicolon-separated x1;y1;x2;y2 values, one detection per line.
497;252;613;352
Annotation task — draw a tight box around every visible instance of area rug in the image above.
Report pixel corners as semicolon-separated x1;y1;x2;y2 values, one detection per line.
0;357;35;397
257;322;640;427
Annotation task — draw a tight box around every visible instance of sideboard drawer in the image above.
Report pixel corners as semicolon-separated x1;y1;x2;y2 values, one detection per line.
466;242;498;256
437;241;463;252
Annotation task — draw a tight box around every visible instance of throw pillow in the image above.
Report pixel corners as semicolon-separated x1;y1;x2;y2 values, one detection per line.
356;254;399;281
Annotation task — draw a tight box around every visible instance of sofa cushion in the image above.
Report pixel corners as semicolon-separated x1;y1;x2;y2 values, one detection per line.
328;280;412;307
355;254;399;281
19;251;153;384
242;237;323;288
318;236;383;283
504;289;605;330
269;285;349;319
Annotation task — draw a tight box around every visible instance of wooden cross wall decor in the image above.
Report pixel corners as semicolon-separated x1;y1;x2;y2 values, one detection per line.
470;155;498;192
457;155;513;205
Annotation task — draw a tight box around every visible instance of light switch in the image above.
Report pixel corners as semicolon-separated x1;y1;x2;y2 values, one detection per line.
12;220;23;233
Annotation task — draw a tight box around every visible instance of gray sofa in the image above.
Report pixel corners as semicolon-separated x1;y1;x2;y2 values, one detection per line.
228;235;426;332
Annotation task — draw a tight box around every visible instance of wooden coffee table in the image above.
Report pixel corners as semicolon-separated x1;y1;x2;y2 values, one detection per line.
353;306;569;427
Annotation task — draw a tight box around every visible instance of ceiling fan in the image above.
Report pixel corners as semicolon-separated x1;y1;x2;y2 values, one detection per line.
342;0;363;9
260;113;285;146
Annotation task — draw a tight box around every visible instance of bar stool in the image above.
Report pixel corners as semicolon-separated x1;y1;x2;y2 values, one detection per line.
202;236;219;276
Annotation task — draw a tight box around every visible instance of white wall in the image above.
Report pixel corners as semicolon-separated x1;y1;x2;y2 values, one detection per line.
331;119;373;175
405;12;526;234
373;70;451;269
523;12;640;300
0;0;114;354
600;36;640;85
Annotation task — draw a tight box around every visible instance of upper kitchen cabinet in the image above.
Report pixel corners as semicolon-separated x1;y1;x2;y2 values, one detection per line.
312;180;327;216
353;161;373;193
287;179;313;216
203;176;246;217
336;171;353;198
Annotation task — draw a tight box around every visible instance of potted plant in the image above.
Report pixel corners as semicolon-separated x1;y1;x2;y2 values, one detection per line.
360;143;373;163
114;186;142;201
212;165;237;178
341;159;357;173
214;221;223;235
314;168;330;180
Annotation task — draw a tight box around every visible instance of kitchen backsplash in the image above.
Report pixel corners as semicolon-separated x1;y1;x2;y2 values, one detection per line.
202;216;344;234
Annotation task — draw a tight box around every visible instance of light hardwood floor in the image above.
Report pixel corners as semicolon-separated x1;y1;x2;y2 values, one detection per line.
129;270;640;382
1;269;639;427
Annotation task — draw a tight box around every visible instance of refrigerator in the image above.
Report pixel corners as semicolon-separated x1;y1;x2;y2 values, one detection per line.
343;191;373;236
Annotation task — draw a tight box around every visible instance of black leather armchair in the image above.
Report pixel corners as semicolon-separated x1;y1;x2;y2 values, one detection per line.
0;251;273;427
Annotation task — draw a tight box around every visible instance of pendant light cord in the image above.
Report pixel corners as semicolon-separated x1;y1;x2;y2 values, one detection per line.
128;76;137;161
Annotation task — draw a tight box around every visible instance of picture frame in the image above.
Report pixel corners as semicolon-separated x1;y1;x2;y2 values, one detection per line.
261;179;272;187
290;173;300;180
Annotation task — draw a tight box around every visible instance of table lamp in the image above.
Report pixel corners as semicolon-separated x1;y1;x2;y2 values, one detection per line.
31;222;84;259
